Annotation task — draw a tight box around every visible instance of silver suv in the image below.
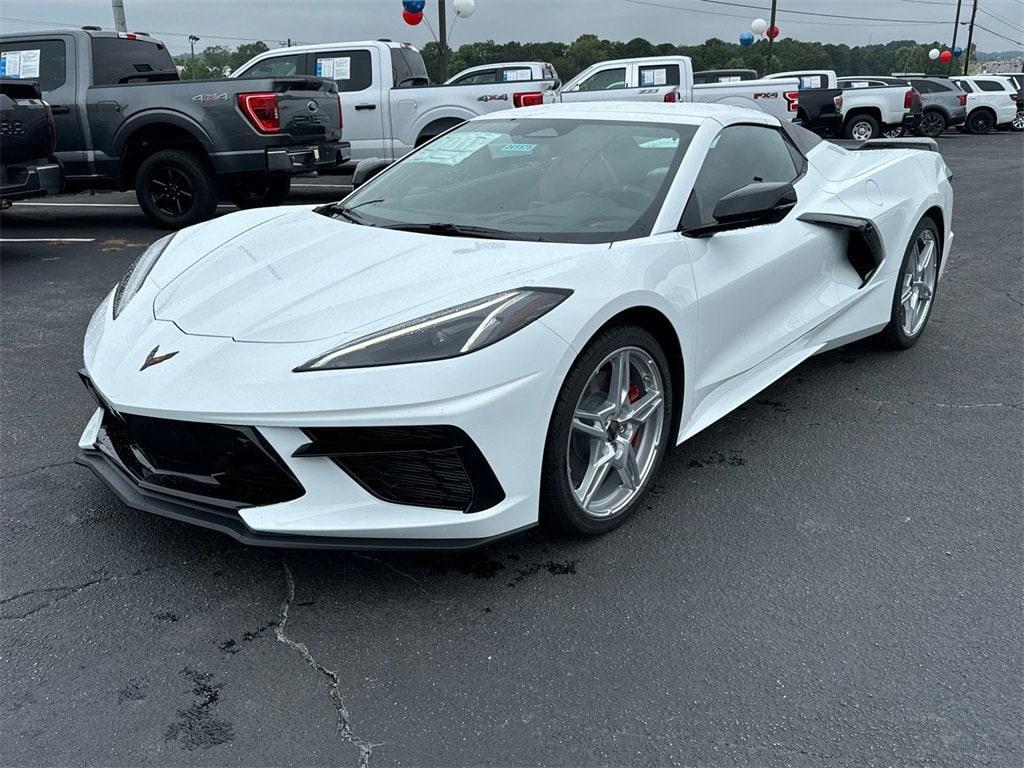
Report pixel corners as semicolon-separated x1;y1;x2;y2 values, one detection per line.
892;74;968;138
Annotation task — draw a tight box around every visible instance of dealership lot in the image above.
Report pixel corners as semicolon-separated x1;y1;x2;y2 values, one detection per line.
1;132;1021;766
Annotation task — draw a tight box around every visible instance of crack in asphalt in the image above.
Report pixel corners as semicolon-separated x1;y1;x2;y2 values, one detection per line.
275;561;377;768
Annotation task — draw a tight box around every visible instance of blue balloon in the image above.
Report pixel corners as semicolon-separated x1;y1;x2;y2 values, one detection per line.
739;31;755;46
403;0;426;11
953;46;963;57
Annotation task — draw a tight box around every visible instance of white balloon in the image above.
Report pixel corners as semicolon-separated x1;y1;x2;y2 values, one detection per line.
751;18;767;36
453;0;476;18
928;48;940;60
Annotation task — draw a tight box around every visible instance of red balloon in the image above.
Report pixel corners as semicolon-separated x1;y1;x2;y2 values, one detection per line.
938;50;953;64
767;25;780;39
402;8;423;25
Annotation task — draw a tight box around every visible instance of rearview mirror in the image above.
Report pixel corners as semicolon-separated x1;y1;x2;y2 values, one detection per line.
351;158;391;189
683;181;797;237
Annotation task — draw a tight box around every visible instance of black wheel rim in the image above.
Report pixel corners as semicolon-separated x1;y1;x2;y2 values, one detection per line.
148;166;194;218
971;113;993;133
921;113;944;136
236;179;272;202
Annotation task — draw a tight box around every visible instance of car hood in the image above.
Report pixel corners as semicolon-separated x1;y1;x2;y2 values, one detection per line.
152;207;596;343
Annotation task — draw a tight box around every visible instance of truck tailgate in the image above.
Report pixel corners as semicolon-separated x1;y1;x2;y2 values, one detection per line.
263;77;342;142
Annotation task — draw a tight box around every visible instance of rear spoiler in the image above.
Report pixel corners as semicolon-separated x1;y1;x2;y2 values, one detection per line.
832;137;938;152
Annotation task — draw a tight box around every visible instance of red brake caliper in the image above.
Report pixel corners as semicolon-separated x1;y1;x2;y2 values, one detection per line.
627;382;642;446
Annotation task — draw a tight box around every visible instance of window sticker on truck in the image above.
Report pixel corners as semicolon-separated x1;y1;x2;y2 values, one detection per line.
502;69;531;82
0;49;41;79
799;75;823;89
316;57;351;81
640;68;667;86
407;131;504;166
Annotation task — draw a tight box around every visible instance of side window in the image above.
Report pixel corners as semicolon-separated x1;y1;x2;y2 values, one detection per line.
0;39;67;92
639;65;680;87
955;80;974;93
576;67;627;92
453;69;497;85
974;79;1006;92
239;54;304;79
315;49;372;92
682;125;799;229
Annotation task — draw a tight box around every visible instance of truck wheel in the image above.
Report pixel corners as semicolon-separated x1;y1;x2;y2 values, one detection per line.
136;149;218;229
229;176;291;209
843;114;880;141
965;109;995;134
916;111;947;138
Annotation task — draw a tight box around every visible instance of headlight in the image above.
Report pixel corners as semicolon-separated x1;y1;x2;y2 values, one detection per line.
112;234;174;319
295;288;571;371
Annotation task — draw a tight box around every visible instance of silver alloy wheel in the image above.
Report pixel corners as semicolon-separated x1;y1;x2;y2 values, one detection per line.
900;228;938;337
567;346;665;518
1013;113;1024;131
851;120;875;140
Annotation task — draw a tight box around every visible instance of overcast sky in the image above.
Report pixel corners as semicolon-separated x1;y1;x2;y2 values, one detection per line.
2;0;1022;57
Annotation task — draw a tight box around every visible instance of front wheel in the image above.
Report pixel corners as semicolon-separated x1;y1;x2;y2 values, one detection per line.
541;325;674;536
876;217;941;349
229;176;291;209
965;109;995;134
844;114;880;141
136;149;218;229
916;111;947;138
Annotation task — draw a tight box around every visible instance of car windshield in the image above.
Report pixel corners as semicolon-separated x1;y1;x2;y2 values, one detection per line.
330;118;697;243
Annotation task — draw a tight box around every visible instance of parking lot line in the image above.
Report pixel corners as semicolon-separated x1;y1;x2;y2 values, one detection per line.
1;237;96;243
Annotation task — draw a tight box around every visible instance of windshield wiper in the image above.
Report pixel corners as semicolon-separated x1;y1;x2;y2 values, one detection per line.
379;222;546;242
317;197;386;225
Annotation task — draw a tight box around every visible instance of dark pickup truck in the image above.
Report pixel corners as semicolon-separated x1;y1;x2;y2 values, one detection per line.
1;78;62;207
792;87;844;136
0;28;349;227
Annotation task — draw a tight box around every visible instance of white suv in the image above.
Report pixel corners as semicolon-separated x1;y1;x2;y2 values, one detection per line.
951;75;1019;134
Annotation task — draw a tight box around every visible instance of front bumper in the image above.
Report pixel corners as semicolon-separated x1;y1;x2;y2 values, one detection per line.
78;310;573;546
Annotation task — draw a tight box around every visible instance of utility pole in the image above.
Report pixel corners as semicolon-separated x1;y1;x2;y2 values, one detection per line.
958;0;974;75
111;0;127;32
766;0;779;75
188;35;200;79
438;1;449;83
963;0;978;75
949;0;963;74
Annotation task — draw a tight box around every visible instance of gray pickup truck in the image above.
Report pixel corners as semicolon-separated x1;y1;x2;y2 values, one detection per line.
1;78;62;207
0;28;348;227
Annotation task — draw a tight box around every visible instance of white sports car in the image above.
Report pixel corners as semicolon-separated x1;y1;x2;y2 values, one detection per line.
77;102;953;549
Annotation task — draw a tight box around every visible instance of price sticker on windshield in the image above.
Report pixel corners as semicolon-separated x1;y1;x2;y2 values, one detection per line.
407;131;504;166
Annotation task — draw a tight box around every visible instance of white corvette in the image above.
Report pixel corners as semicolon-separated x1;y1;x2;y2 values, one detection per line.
78;102;953;549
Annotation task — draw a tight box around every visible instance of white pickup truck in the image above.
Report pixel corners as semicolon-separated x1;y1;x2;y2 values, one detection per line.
765;69;916;140
559;56;800;122
232;41;558;166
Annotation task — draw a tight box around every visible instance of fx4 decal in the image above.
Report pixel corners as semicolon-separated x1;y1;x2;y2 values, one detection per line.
753;92;779;99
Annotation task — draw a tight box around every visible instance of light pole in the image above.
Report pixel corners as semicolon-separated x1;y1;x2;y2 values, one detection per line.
111;0;127;33
949;0;963;74
437;1;449;83
188;35;200;79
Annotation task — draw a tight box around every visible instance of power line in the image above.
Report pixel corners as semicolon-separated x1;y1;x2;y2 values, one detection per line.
972;21;1024;44
624;0;952;25
977;5;1024;34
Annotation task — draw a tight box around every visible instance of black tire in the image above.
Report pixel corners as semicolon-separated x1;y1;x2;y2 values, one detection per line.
843;113;880;141
136;149;218;229
229;176;291;209
916;111;947;138
540;324;675;536
876;217;941;349
965;109;995;135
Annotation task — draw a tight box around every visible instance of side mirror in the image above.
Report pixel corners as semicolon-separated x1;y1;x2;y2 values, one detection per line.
683;181;797;237
351;158;391;189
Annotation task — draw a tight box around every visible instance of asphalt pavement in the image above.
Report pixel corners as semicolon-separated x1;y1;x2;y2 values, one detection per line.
1;132;1021;767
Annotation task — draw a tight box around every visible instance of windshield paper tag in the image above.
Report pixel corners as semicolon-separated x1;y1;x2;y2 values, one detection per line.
408;131;503;165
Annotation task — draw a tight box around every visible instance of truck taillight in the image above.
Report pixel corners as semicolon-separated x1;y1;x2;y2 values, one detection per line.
663;89;678;103
784;91;799;112
513;91;544;108
958;94;967;106
834;94;844;111
237;92;280;133
904;89;914;109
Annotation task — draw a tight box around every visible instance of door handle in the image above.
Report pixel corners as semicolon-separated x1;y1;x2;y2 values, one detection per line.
354;103;376;111
49;105;71;114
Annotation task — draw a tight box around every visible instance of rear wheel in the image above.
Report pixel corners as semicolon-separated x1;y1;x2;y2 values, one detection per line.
1012;113;1024;132
916;111;947;138
965;109;995;134
229;176;291;209
136;149;218;229
877;217;940;349
844;114;880;141
541;325;674;536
